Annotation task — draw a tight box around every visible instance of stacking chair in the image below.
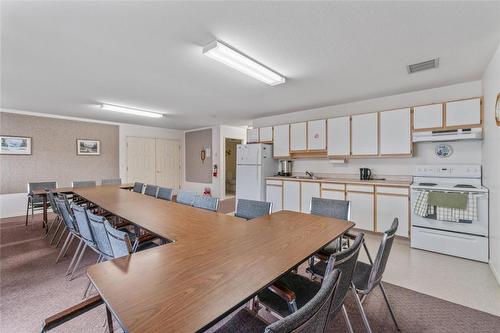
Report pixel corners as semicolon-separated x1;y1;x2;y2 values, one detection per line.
156;187;173;201
348;218;400;332
25;181;57;226
214;269;341;333
234;199;272;220
193;195;219;212
101;178;122;185
176;190;196;206
53;197;81;267
72;180;96;188
132;182;144;193
43;190;61;239
144;184;159;197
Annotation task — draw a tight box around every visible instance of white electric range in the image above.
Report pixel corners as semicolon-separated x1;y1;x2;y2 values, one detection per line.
410;165;489;262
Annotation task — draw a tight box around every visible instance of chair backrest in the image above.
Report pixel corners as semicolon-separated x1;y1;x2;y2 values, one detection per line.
85;210;114;259
54;197;78;234
103;220;132;258
328;233;364;319
310;197;350;220
365;218;399;291
235;199;272;220
176;191;196;206
46;190;59;215
72;180;96;188
133;182;144;193
28;181;57;203
265;269;341;333
193;195;219;212
157;187;173;201
144;184;159;197
71;203;96;247
101;178;122;185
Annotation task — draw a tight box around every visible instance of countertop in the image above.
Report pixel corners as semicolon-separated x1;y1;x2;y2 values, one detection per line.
265;176;412;187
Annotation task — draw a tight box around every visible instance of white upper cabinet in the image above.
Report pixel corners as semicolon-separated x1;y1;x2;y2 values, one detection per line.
327;116;350;157
413;103;443;130
380;108;412;155
445;98;481;127
259;127;273;142
273;124;290;158
351;113;378;156
247;128;259;143
290;122;307;151
307;120;326;150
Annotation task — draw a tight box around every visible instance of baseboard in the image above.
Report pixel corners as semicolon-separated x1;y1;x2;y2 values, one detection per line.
489;262;500;286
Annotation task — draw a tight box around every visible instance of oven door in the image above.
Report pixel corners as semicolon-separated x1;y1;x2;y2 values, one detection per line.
411;190;488;237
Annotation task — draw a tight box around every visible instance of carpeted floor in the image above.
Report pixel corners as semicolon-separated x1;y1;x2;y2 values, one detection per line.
1;214;499;332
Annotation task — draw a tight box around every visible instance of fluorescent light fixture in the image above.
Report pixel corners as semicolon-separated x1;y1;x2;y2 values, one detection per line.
203;40;285;86
100;103;164;118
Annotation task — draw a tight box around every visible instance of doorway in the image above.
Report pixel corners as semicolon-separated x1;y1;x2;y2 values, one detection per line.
224;138;242;197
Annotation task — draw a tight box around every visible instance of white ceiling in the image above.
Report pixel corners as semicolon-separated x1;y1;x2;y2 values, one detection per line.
1;1;499;130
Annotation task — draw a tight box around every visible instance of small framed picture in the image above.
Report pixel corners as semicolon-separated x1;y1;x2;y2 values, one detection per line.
77;139;100;155
0;136;32;155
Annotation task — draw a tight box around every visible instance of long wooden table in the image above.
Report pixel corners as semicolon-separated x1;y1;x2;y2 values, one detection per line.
71;186;354;333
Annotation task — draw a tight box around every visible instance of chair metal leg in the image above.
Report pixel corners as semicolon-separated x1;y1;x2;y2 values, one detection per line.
66;239;84;275
351;283;372;333
61;234;76;258
50;220;63;245
69;244;88;280
83;255;103;299
379;282;400;331
42;216;58;239
106;307;114;333
55;228;67;248
341;304;354;333
25;200;30;226
56;234;73;263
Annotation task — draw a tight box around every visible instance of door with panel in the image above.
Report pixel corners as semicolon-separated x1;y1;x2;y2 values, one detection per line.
266;181;283;213
273;124;290;158
247;128;259;143
283;181;300;212
376;194;409;237
379;108;412;155
290;122;307;152
346;186;374;231
413;104;443;130
327;116;350;158
126;137;156;185
155;139;181;190
321;190;345;201
445;98;482;127
259;127;273;143
307;120;326;151
301;182;320;213
351;113;378;156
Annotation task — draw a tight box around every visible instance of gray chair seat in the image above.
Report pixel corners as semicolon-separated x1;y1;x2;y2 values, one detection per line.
351;261;373;292
258;273;321;317
213;308;268;333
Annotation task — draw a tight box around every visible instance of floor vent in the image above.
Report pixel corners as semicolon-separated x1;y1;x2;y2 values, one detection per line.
407;58;439;74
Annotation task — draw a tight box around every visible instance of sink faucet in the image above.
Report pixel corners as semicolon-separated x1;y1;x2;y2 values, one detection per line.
305;171;314;178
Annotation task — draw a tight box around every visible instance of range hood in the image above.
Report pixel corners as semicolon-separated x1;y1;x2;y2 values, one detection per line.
412;128;482;142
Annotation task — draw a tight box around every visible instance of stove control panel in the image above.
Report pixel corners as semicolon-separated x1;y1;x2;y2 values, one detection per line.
414;165;481;178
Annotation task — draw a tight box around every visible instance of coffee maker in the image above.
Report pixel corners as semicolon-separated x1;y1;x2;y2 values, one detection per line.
360;168;372;180
278;160;293;177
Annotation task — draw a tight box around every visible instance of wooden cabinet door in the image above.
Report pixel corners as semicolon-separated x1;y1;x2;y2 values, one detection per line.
380;108;411;155
445;98;481;127
266;183;283;213
283;181;300;212
376;194;409;237
273;124;290;158
413;104;443;130
290;122;307;151
259;127;273;143
346;192;374;231
247;128;259;143
307;120;326;150
351;113;378;156
301;182;320;213
327;116;350;157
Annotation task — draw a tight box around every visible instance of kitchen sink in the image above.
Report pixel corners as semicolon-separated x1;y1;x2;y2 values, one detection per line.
291;176;323;180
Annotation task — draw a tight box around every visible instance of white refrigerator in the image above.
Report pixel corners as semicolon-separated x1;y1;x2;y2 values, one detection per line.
236;144;278;202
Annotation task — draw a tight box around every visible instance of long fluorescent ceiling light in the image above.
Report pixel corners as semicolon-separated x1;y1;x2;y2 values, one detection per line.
100;103;164;118
202;40;285;86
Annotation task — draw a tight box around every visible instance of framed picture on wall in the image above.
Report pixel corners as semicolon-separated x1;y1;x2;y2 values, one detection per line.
0;135;32;155
77;139;100;155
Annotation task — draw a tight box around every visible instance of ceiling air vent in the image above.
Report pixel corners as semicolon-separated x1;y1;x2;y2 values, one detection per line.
407;58;439;74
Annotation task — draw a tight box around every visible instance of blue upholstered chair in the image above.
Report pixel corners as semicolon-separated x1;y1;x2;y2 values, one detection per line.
176;191;197;206
72;180;96;188
101;178;122;185
193;195;219;212
25;181;57;226
214;269;341;333
144;184;159;197
132;182;144;193
157;187;173;201
235;199;272;220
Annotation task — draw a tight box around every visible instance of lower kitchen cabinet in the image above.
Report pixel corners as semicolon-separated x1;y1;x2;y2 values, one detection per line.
283;181;301;212
321;190;345;201
376;193;409;237
265;181;283;213
346;191;374;231
301;182;320;213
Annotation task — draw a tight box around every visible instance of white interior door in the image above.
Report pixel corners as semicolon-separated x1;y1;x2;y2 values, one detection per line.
126;137;156;185
155;139;181;190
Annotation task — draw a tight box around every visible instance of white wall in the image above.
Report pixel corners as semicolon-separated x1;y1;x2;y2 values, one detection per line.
252;81;483;177
481;43;500;285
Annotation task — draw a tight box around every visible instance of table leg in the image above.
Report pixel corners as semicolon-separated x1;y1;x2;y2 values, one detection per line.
43;195;48;229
